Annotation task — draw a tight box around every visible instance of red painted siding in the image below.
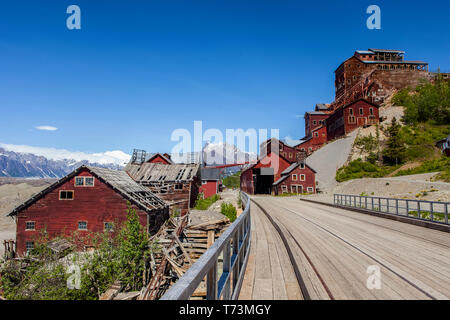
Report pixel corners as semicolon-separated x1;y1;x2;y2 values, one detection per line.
274;165;316;195
147;154;171;165
15;168;168;256
199;180;219;198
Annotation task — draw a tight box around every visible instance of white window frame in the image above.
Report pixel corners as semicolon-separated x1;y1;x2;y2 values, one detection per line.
307;187;314;193
74;176;95;187
25;221;35;231
292;174;297;181
300;174;306;181
26;241;34;254
78;221;88;231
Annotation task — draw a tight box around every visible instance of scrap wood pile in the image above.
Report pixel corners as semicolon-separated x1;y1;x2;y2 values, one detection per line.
100;213;231;300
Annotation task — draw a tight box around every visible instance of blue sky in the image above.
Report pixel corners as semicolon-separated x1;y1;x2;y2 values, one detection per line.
0;0;449;155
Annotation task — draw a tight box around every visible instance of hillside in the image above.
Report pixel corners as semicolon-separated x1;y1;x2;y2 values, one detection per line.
336;79;450;183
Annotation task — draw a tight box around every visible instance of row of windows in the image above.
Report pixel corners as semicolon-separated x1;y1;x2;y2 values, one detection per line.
75;176;95;187
312;120;325;126
25;221;114;232
280;185;314;193
348;108;374;116
292;174;306;181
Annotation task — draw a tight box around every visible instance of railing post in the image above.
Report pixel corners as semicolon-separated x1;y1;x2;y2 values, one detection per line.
207;261;217;300
232;229;240;290
378;197;381;211
222;240;231;300
395;199;398;215
386;198;389;213
417;201;421;219
406;200;409;216
371;197;374;210
430;202;434;222
445;204;448;224
365;196;367;209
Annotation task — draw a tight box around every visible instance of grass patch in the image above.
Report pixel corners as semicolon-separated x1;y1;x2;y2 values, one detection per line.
394;156;450;180
194;194;220;210
408;210;446;222
336;159;398;182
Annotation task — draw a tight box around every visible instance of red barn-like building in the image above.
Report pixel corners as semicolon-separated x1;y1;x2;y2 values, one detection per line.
240;152;293;195
199;167;222;198
146;153;173;165
326;99;379;141
273;161;317;195
7;166;169;256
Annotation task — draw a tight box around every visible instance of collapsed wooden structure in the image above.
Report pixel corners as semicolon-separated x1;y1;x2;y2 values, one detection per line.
99;213;231;300
124;162;201;215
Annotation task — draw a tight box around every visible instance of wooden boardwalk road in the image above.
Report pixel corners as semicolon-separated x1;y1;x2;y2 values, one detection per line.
238;196;450;300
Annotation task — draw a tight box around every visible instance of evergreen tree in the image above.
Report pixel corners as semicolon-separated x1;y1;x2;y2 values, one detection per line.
383;117;406;165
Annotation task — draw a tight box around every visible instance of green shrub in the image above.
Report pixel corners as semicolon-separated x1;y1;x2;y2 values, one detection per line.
0;205;155;300
221;202;237;222
336;159;398;182
194;194;220;210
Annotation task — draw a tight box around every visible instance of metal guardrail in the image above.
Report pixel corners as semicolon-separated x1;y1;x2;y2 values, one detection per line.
161;192;251;300
334;194;449;225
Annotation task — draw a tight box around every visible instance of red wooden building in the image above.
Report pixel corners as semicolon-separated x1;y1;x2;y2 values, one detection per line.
326;98;379;141
273;161;317;195
199;167;222;198
7;166;169;256
295;125;328;155
240;151;294;195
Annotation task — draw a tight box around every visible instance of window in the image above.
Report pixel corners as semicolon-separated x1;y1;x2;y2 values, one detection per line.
312;120;317;125
104;222;114;232
59;190;74;200
314;132;318;137
369;108;374;115
26;241;34;254
300;174;305;181
292;174;297;181
300;162;305;169
348;116;356;124
85;177;94;186
78;221;87;231
307;187;314;193
175;183;183;190
281;185;287;193
75;176;95;187
301;148;305;152
202;181;207;185
289;153;293;159
75;177;84;186
359;108;364;115
349;108;354;115
26;221;35;231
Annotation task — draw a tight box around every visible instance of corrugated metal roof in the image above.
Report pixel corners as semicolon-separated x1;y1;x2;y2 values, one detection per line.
201;167;221;181
356;50;375;54
125;162;200;182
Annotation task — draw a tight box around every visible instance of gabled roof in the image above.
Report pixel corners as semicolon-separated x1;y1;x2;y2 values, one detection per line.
7;166;167;217
145;153;173;164
201;167;221;181
340;98;380;110
280;161;317;175
368;48;405;53
125;162;200;182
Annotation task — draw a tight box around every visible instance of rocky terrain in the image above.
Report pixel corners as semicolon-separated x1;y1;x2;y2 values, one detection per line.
0;180;53;257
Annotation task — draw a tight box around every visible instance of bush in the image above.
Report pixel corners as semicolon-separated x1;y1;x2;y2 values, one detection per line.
194;194;220;210
394;156;450;179
336;159;398;182
0;204;156;300
221;202;237;222
392;79;450;125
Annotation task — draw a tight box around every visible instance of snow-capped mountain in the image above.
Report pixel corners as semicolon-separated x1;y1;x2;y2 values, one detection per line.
0;144;130;178
202;142;257;166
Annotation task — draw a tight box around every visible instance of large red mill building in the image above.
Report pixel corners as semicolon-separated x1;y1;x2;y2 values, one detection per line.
240;48;437;195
